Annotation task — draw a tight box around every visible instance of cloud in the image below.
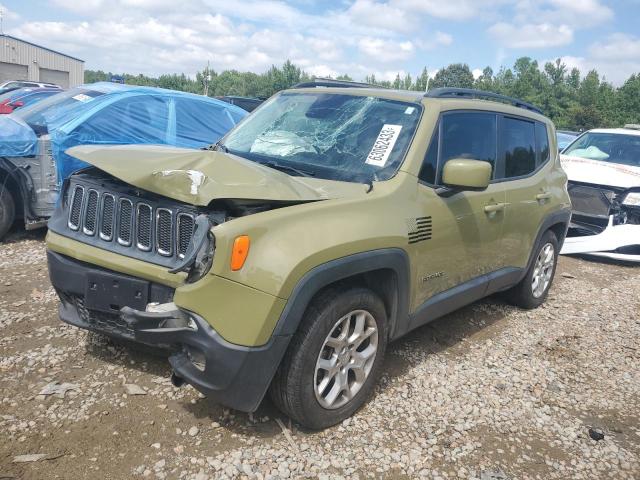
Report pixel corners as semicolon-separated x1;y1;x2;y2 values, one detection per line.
0;3;20;21
393;0;506;21
358;37;414;62
551;33;640;85
589;33;640;63
542;0;613;27
487;0;611;51
488;22;573;49
344;0;418;32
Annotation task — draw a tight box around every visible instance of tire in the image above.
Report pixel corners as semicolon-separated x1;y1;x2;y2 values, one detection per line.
0;186;15;241
270;286;388;430
507;230;559;309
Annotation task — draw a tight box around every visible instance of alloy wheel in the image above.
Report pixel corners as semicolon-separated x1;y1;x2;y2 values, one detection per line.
532;242;555;298
313;309;379;409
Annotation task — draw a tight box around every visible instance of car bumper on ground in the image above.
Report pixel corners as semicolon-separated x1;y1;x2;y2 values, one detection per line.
47;250;291;412
560;215;640;262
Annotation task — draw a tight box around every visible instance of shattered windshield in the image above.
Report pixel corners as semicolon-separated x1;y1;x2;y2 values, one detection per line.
563;132;640;167
223;92;421;183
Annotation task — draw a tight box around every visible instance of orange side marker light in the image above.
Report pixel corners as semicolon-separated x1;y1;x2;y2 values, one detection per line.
230;235;250;271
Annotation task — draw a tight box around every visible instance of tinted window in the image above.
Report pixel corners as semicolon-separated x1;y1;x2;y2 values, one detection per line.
439;112;497;182
419;128;438;184
502;117;536;178
536;123;550;166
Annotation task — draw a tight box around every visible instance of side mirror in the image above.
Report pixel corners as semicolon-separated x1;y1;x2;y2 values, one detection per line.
441;159;492;191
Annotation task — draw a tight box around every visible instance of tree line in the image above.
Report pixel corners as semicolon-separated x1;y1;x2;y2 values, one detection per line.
85;57;640;130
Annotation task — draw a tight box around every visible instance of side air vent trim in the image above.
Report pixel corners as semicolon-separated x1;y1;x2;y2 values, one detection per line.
408;216;433;244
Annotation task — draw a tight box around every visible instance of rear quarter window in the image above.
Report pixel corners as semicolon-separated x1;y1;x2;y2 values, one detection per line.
536;123;550;167
502;117;536;178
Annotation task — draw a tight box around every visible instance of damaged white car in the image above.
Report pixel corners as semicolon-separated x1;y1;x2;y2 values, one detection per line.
560;125;640;262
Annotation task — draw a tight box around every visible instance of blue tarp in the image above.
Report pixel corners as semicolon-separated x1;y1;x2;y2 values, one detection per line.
0;114;38;156
1;82;247;183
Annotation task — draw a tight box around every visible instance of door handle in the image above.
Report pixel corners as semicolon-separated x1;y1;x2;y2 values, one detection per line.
484;202;507;213
536;192;552;201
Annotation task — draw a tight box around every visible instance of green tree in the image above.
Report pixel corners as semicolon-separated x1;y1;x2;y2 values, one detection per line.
474;67;494;91
414;67;429;92
429;63;474;89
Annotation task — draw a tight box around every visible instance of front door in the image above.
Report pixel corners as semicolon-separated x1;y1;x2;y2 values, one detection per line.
411;110;506;310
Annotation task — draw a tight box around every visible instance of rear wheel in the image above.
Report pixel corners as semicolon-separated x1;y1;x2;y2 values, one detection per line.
507;230;559;309
270;286;387;429
0;187;15;241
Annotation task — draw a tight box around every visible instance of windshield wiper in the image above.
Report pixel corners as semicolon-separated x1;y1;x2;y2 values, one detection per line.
260;161;315;178
203;140;228;152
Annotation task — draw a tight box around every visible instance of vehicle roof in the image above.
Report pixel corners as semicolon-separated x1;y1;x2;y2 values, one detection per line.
588;128;640;136
286;86;550;122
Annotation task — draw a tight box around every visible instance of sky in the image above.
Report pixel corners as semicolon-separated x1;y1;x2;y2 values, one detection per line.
2;0;640;85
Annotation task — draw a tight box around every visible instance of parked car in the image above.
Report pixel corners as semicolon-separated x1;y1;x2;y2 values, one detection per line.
560;125;640;261
0;82;247;240
217;95;264;112
46;83;571;429
0;80;62;90
557;130;580;151
0;86;23;96
0;87;62;114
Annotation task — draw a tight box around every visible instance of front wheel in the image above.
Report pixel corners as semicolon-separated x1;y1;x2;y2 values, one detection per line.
507;230;559;309
269;286;388;429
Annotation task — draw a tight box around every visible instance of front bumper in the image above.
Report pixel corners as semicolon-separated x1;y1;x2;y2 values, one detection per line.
560;216;640;262
48;251;291;412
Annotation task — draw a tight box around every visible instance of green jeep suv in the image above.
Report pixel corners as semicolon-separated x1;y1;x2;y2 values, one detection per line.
46;81;571;429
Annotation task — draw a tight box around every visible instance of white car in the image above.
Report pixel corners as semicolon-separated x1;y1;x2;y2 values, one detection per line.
0;80;62;90
560;125;640;262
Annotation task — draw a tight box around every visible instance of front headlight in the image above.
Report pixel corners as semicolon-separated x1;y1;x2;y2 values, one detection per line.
622;192;640;207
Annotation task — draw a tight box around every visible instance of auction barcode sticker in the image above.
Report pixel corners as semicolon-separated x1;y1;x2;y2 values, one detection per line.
365;124;403;167
72;94;92;102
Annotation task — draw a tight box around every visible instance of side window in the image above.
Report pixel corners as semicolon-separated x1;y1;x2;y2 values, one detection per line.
536;122;550;167
73;96;169;144
419;127;438;184
175;99;237;147
438;112;497;182
502;117;536;178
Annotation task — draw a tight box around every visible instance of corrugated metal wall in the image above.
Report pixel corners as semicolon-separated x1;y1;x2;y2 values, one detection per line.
0;35;84;87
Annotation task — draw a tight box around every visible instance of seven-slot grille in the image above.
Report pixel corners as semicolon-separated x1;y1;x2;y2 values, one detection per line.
66;183;195;260
407;216;433;244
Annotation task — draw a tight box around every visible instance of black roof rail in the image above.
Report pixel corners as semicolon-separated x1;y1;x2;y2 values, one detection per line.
293;78;386;89
425;87;543;115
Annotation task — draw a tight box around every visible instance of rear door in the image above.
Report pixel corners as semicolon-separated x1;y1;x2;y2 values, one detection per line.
499;118;555;270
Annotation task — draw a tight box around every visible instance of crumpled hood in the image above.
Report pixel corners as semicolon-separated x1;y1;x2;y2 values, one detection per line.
560;154;640;189
66;144;368;205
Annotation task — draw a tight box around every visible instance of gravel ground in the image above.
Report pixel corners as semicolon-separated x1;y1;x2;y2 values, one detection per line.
1;227;639;480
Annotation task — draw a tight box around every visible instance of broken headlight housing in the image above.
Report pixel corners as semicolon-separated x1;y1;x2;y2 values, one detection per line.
169;214;215;283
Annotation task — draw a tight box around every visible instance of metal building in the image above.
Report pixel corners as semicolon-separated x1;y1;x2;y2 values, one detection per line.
0;34;84;88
